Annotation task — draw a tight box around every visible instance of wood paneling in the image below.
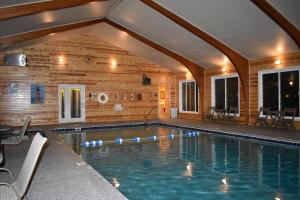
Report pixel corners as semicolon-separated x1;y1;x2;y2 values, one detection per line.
104;19;205;119
0;34;176;125
0;0;108;21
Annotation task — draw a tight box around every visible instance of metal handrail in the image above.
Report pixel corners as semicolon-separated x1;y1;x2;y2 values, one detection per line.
144;106;157;123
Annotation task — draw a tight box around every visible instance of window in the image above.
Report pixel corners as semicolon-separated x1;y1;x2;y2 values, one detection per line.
259;68;300;117
211;75;239;113
179;80;199;113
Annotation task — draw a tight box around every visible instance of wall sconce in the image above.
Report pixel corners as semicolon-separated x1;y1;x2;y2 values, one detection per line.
160;90;166;99
186;72;192;79
222;66;227;72
274;57;282;65
111;59;117;68
58;55;64;64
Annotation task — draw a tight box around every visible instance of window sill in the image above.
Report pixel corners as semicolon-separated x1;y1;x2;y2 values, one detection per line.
179;111;199;115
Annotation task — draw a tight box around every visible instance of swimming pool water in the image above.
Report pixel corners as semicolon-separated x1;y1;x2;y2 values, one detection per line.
62;126;300;200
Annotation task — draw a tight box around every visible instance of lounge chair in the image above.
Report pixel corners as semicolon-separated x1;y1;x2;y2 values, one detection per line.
255;107;270;127
223;107;238;124
276;108;297;130
0;132;47;200
2;116;31;145
204;107;216;122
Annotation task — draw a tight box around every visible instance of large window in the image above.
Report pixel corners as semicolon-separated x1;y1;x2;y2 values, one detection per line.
259;68;299;117
211;75;239;112
179;80;199;113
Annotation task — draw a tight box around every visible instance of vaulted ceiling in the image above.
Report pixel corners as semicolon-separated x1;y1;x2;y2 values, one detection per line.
0;0;299;72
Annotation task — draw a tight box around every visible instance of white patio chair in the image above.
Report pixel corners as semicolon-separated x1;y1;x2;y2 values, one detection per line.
2;116;31;145
0;132;47;200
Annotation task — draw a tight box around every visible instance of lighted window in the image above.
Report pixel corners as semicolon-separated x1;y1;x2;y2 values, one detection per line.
211;75;239;113
179;80;199;113
259;68;299;116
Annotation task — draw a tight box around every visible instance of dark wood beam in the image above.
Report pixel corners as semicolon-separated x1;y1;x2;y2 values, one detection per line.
140;0;250;124
104;19;205;119
0;19;104;47
251;0;300;49
0;0;108;21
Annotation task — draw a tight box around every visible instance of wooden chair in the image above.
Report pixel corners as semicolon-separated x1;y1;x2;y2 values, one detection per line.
255;107;270;127
204;107;216;122
223;107;238;124
276;108;297;130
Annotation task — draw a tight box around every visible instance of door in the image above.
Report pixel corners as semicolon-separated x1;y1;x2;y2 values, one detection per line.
58;84;85;123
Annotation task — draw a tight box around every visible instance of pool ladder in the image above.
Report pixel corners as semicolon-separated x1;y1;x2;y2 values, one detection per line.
144;106;158;124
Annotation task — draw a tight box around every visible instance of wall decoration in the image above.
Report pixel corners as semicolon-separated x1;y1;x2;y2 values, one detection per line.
7;83;19;96
114;104;124;112
98;92;109;104
31;84;45;104
142;74;151;85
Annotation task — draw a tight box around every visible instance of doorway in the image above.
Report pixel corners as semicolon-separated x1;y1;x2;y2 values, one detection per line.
58;84;85;123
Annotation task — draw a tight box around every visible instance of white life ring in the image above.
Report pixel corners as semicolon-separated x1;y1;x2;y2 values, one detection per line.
98;93;108;104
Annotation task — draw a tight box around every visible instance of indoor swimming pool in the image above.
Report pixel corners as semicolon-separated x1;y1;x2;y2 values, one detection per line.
61;126;300;200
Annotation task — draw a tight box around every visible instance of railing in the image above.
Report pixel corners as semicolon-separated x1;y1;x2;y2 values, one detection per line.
144;106;158;124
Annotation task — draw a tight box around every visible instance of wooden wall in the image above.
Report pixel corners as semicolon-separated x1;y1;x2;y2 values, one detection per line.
249;52;300;128
0;34;176;126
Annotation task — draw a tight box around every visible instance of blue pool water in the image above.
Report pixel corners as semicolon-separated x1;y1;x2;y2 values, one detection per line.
62;126;300;200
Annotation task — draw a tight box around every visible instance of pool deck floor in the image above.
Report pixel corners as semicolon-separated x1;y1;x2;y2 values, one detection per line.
1;118;300;199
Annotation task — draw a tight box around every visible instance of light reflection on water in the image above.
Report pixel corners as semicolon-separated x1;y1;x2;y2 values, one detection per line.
61;126;300;200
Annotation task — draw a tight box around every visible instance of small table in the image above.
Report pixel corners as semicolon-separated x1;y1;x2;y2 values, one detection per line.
0;125;13;166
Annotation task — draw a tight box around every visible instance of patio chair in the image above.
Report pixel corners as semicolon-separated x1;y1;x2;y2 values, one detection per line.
0;132;47;200
223;107;238;124
255;107;270;127
276;108;297;130
204;107;216;122
2;116;31;145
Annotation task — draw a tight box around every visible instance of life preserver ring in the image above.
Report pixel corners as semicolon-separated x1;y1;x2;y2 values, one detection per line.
98;93;108;104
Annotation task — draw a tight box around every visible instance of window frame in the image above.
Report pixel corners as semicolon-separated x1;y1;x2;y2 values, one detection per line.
211;74;240;116
258;66;300;120
179;80;199;114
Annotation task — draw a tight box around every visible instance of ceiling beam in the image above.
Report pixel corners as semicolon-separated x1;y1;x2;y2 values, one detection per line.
251;0;300;49
104;18;205;119
140;0;250;124
0;0;109;21
0;19;104;48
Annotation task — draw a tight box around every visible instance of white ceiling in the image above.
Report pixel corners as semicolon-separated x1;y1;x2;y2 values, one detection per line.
154;0;298;59
0;0;47;7
108;0;227;68
0;0;119;37
0;0;299;71
89;23;185;72
267;0;300;29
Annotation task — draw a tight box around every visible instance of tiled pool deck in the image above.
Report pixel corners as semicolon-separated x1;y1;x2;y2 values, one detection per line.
2;119;300;199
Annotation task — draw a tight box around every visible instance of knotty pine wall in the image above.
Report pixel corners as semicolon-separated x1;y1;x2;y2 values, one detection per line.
0;34;176;126
249;52;300;128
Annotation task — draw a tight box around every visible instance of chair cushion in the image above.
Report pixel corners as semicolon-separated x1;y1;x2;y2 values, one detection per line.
0;185;19;200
